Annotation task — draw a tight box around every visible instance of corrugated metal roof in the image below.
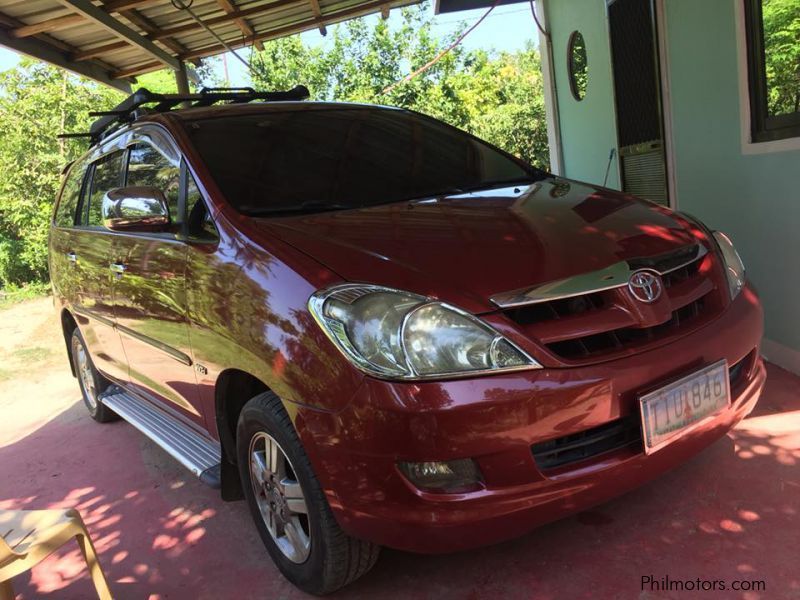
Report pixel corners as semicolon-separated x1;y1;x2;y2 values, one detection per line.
0;0;419;91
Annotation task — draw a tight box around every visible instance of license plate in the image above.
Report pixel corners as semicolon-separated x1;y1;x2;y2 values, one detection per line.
639;360;730;454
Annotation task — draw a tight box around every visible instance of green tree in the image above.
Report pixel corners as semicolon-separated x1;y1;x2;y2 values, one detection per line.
762;0;799;115
251;5;549;168
0;59;122;286
0;6;550;289
136;56;225;94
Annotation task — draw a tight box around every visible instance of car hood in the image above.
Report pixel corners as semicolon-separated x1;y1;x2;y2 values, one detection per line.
253;177;701;314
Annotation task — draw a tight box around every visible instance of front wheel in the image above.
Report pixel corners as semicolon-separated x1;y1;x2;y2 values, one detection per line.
70;329;117;423
237;391;380;595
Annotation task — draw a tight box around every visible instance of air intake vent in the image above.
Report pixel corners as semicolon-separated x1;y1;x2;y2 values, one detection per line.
531;416;642;471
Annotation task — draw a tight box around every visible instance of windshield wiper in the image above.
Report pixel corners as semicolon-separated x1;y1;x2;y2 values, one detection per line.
245;201;354;217
408;177;540;204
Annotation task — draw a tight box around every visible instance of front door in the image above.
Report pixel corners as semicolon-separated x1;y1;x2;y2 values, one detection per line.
111;129;204;427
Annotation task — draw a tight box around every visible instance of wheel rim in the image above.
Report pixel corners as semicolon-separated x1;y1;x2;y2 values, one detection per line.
248;432;311;563
75;339;97;410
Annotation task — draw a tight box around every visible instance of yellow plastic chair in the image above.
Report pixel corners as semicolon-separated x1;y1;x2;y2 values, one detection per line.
0;508;112;600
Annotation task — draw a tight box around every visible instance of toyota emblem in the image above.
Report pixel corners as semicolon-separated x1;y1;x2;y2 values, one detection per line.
628;270;663;303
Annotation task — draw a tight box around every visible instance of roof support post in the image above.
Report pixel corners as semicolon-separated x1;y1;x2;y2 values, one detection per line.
175;61;191;94
175;60;191;107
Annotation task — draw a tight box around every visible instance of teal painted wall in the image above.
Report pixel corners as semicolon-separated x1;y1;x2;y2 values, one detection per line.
664;0;800;353
546;0;621;189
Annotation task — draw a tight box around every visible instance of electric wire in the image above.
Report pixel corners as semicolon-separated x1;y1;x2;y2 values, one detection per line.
379;0;501;96
170;0;255;75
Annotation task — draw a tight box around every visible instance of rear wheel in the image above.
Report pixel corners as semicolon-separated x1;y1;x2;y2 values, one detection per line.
70;329;117;423
237;391;380;595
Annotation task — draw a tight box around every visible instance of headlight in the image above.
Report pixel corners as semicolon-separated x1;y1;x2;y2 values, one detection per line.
713;231;745;300
309;284;540;379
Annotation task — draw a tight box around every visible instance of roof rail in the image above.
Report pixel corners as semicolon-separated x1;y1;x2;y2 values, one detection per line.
59;85;310;146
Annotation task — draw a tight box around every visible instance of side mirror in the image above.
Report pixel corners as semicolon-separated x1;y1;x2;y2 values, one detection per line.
102;186;171;232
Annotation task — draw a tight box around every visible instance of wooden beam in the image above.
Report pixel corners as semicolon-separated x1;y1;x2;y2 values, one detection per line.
104;0;163;11
180;0;409;62
151;0;300;40
10;13;86;38
116;7;188;57
308;0;327;35
112;60;161;79
0;20;130;92
55;0;180;70
215;0;263;49
72;40;129;61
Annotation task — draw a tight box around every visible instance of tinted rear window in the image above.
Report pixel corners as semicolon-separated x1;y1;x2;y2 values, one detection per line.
185;108;538;216
55;159;87;227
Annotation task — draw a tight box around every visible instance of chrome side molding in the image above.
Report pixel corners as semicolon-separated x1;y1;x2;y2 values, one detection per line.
490;244;708;309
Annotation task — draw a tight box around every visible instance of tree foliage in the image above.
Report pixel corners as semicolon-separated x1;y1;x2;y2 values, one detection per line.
0;6;548;289
0;57;226;289
0;60;122;286
762;0;800;115
250;5;549;166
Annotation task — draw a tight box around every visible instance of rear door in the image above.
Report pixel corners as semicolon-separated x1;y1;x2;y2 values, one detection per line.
50;156;90;312
111;126;204;426
69;148;129;383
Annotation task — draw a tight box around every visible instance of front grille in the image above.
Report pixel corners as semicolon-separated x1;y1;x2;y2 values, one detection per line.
532;416;642;471
502;246;722;363
628;244;703;274
547;295;708;360
662;256;702;287
505;292;606;325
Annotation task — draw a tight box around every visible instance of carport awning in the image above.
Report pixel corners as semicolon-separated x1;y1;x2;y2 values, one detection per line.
0;0;419;92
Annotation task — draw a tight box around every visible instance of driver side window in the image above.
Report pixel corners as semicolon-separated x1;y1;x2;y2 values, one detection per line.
126;142;180;231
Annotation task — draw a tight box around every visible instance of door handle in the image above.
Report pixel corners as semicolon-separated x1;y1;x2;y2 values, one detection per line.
109;262;127;274
66;252;77;263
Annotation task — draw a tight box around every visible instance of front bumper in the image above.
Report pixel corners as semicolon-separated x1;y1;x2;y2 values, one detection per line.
295;285;765;553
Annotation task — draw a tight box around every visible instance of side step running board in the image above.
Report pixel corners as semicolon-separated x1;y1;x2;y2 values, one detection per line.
101;387;221;489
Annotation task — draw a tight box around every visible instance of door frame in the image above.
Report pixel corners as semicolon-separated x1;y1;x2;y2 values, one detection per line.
653;0;678;209
605;0;675;208
538;0;678;208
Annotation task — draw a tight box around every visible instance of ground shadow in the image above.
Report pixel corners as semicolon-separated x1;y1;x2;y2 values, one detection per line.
0;364;797;599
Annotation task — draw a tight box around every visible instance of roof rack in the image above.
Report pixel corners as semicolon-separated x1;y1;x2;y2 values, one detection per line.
59;85;310;146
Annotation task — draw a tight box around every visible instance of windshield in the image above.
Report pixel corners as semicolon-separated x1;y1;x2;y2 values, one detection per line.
185;107;543;216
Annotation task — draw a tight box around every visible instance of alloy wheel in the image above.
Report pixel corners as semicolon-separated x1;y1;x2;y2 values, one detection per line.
248;431;311;563
75;339;97;410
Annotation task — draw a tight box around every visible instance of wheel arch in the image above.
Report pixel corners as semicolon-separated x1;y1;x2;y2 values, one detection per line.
60;308;79;377
214;368;272;464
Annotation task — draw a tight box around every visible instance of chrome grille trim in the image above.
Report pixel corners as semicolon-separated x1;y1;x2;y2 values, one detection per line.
490;244;708;309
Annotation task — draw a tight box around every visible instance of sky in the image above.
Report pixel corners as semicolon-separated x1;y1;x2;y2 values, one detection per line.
0;3;539;86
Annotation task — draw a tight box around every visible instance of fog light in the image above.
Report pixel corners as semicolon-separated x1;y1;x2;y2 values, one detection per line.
398;459;483;493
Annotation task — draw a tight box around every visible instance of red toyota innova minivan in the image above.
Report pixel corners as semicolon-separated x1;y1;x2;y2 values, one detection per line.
49;87;765;594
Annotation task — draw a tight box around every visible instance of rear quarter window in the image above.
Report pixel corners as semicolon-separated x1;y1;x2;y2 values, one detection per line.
55;160;88;227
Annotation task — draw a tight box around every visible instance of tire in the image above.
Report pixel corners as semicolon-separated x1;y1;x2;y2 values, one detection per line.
70;328;118;423
237;391;380;595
